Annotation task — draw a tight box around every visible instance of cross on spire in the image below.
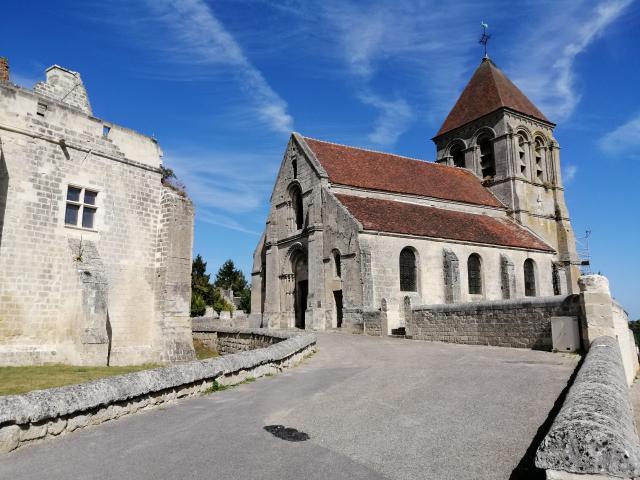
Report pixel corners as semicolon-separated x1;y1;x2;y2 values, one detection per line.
479;22;491;59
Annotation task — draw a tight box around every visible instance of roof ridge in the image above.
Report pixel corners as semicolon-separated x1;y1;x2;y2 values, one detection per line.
486;61;506;108
302;135;467;172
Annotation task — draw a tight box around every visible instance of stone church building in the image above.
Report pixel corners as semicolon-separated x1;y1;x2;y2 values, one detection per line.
251;58;580;333
0;58;195;365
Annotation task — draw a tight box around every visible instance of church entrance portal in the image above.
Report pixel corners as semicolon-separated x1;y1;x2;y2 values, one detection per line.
292;251;308;329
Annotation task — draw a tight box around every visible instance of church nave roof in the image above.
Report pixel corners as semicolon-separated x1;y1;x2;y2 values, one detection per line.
335;194;553;252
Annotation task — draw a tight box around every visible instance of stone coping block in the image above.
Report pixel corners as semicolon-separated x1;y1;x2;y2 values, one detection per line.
413;294;576;313
535;336;640;478
0;330;316;428
191;323;297;339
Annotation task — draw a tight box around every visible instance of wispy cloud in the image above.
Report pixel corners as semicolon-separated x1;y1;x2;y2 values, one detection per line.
266;0;479;147
599;113;640;158
164;148;278;234
149;0;292;133
105;0;293;133
511;0;632;122
563;164;579;184
358;92;414;146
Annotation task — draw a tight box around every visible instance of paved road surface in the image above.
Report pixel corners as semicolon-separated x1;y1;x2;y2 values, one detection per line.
0;333;578;480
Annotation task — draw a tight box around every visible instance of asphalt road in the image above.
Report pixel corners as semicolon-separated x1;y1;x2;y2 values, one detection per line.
0;332;578;480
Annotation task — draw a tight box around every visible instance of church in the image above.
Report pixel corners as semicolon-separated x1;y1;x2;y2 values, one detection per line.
250;57;581;334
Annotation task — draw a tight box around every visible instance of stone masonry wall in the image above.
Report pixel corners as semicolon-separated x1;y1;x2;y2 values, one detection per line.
408;295;580;350
192;330;284;356
0;68;192;365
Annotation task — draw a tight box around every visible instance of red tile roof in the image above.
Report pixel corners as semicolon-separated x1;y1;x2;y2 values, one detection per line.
302;137;503;208
335;194;553;252
436;58;550;137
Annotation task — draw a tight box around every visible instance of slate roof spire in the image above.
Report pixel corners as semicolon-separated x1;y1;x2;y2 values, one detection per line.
436;58;551;137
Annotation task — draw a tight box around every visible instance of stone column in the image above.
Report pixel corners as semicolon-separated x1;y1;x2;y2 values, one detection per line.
305;230;326;330
263;246;281;329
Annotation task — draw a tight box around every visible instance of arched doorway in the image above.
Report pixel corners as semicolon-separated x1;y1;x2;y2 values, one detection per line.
292;251;308;329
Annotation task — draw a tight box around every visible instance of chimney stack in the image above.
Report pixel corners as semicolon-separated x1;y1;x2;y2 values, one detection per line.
0;57;9;82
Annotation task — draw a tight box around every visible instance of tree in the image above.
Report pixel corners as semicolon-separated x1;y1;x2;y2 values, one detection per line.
191;293;206;317
629;320;640;346
214;260;248;294
239;288;251;314
191;254;215;307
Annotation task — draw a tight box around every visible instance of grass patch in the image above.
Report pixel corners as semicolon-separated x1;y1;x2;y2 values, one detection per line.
0;363;160;396
193;339;219;360
205;380;229;393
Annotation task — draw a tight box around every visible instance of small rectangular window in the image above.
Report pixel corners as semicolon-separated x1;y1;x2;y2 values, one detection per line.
64;204;80;226
83;190;97;205
65;185;98;230
37;102;47;117
67;186;82;202
103;125;111;137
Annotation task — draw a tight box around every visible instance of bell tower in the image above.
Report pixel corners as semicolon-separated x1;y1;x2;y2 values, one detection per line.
432;57;580;293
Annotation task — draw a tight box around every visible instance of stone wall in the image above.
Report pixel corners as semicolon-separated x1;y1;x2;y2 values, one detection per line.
0;329;316;453
0;65;194;365
407;295;580;350
192;325;288;356
536;336;640;479
360;232;558;334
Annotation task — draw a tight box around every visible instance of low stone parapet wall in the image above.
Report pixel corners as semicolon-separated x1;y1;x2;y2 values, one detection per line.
0;329;316;454
407;295;579;350
536;336;640;479
191;324;292;355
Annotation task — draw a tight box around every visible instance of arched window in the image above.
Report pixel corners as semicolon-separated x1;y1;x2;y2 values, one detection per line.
478;136;495;179
517;135;528;177
399;248;417;292
333;250;341;278
467;254;482;294
534;138;545;183
451;145;465;168
292;159;297;179
290;185;303;230
524;259;536;296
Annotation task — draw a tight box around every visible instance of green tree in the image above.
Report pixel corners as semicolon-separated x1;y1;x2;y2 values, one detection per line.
214;260;248;293
239;288;251;314
190;293;206;317
629;320;640;346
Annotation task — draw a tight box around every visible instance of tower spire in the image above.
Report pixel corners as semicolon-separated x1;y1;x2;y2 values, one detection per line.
479;22;491;59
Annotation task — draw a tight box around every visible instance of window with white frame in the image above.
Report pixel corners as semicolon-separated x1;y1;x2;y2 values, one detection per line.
65;185;98;230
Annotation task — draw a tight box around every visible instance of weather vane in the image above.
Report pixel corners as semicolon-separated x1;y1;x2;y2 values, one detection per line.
479;21;491;59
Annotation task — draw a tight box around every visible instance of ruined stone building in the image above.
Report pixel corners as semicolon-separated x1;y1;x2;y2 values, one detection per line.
251;58;581;333
0;58;195;365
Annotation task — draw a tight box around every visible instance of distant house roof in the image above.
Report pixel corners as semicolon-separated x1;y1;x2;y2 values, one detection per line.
436;58;550;137
335;194;553;252
302;137;503;208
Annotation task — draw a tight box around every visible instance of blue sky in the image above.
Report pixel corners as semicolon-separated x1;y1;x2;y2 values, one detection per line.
4;0;640;318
